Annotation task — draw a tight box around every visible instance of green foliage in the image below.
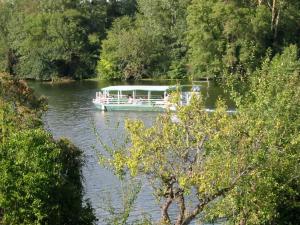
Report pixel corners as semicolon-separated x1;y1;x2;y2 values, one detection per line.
7;1;98;80
99;0;300;80
0;129;61;224
55;138;97;225
97;15;167;80
227;45;300;224
187;1;267;79
0;73;96;224
0;0;140;80
0;2;15;74
98;0;300;80
107;0;137;26
187;0;300;80
167;59;187;79
95;122;152;225
0;73;46;130
97;0;190;80
0;130;96;225
0;0;110;80
2;0;300;80
97;16;134;80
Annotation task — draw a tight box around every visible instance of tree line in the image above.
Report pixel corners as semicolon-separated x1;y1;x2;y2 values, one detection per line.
1;0;300;80
99;0;300;80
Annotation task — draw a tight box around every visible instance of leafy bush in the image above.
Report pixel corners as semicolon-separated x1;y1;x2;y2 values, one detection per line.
0;73;96;224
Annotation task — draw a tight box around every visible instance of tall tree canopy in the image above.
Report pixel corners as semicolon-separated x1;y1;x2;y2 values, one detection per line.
187;0;300;79
97;0;191;80
1;0;300;80
97;0;300;80
0;0;137;80
5;0;107;80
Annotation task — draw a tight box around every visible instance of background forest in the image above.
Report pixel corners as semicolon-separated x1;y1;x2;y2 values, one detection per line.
1;0;300;80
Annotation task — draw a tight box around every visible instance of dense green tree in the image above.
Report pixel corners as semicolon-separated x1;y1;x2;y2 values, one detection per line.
0;0;111;80
6;0;105;80
2;0;300;80
187;0;300;79
99;0;300;80
224;45;300;224
0;73;46;130
97;16;165;80
107;0;137;26
97;0;190;80
137;0;191;79
0;0;141;80
0;130;95;225
0;1;15;74
187;0;270;79
0;73;96;224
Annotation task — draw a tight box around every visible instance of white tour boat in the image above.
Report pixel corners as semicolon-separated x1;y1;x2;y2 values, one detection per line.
93;85;202;112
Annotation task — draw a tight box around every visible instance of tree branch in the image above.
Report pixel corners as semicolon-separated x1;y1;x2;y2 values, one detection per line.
182;166;253;225
161;196;173;224
160;179;176;224
175;192;186;225
195;136;207;164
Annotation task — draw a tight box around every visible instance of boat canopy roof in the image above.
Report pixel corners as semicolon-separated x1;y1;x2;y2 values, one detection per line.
101;85;175;92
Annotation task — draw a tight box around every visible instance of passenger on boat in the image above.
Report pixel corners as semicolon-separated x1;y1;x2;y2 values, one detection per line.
137;97;143;104
96;92;103;103
164;94;170;103
128;95;133;104
164;94;172;107
98;92;105;103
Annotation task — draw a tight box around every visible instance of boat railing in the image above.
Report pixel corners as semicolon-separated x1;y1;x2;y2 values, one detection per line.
95;97;166;105
107;95;163;99
93;96;190;105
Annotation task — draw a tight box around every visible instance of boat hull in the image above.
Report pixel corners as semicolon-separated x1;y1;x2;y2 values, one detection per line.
94;103;165;112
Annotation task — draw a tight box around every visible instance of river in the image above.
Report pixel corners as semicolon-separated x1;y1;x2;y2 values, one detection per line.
29;80;233;224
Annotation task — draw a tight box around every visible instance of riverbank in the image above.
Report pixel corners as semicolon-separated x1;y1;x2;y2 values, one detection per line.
24;75;214;85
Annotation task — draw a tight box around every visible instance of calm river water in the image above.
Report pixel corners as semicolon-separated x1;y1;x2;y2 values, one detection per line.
29;80;233;224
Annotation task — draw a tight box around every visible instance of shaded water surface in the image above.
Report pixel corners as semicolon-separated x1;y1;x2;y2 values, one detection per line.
29;80;233;224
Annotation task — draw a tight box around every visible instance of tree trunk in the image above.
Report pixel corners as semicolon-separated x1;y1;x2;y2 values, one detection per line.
161;197;173;224
7;49;15;75
271;0;281;42
274;7;281;40
175;193;186;225
271;0;276;31
182;204;205;225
